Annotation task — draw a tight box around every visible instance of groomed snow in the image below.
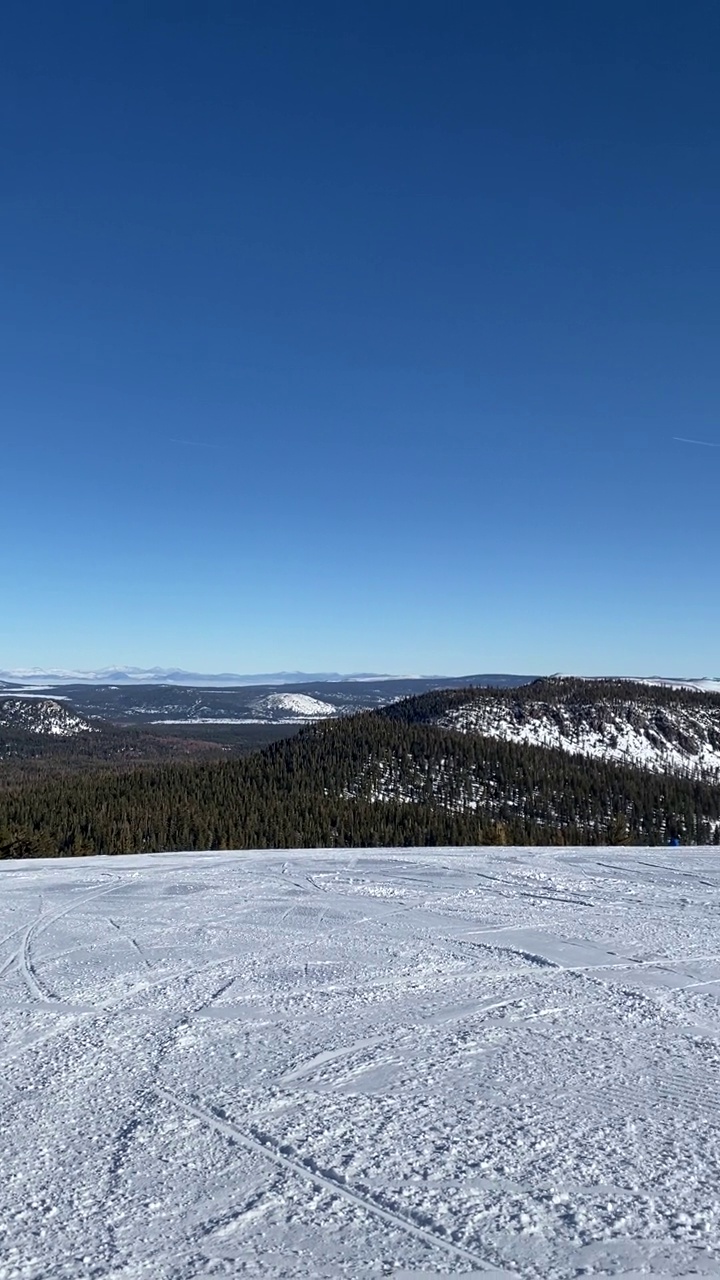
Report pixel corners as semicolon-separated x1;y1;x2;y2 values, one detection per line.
3;847;720;1278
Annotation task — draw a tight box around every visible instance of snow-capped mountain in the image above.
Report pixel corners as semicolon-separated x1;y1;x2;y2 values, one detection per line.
0;698;96;737
432;678;720;781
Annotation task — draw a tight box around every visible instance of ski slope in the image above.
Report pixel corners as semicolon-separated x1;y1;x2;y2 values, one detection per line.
2;847;720;1278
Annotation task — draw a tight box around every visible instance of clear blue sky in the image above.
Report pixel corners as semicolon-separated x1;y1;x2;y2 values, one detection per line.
3;1;719;677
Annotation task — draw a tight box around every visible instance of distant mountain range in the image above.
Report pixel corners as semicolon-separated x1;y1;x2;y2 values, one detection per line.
0;666;403;687
2;665;719;692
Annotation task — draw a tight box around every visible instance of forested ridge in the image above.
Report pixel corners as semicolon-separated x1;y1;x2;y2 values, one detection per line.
382;677;720;717
381;677;720;744
0;722;228;780
2;685;719;856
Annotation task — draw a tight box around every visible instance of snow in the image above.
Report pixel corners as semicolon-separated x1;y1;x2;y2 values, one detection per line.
0;697;95;736
150;694;344;725
556;676;720;695
0;692;71;701
151;718;310;725
440;699;720;781
250;693;341;719
3;847;720;1278
618;678;720;696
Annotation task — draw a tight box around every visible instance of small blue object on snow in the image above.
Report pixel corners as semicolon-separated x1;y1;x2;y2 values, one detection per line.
669;836;680;846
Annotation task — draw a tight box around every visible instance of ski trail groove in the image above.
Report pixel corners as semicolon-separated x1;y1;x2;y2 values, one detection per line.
277;1033;389;1085
156;1087;495;1271
0;955;253;1077
0;910;45;981
107;916;153;969
10;883;120;1001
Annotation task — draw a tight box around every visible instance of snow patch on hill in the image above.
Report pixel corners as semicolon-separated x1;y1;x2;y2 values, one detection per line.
149;693;344;726
634;676;720;695
439;697;720;780
0;698;96;737
250;692;340;719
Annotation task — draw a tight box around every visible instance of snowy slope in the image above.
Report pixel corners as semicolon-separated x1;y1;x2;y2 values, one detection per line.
3;846;720;1278
250;692;341;719
0;697;96;736
439;689;720;781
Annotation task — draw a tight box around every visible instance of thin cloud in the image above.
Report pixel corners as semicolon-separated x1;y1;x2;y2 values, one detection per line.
673;436;720;448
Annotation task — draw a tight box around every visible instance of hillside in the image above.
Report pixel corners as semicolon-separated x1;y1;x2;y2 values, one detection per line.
2;683;720;856
248;692;340;720
382;677;720;783
0;697;96;737
0;700;240;783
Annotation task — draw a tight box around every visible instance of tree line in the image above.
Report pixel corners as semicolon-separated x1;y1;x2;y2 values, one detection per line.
1;707;719;857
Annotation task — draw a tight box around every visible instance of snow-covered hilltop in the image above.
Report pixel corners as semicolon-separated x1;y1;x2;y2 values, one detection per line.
249;692;341;720
434;677;720;781
0;697;96;737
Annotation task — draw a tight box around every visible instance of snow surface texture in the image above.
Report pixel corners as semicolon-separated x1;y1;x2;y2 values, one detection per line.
440;699;720;782
3;848;720;1279
0;697;94;737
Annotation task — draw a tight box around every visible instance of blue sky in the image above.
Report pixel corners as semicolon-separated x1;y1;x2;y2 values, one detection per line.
2;0;719;677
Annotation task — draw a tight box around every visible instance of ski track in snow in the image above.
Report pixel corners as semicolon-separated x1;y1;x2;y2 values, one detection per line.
2;849;720;1278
